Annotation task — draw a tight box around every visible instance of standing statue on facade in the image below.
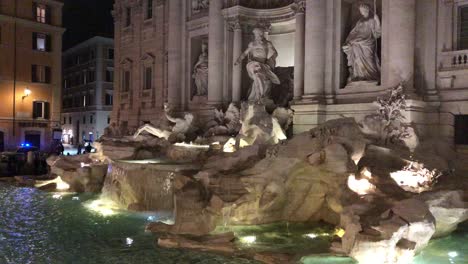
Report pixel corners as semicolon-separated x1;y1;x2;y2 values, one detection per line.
192;0;209;13
342;3;381;83
234;27;280;102
192;42;209;97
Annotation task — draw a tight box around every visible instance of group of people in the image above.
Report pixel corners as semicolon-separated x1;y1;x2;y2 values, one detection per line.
54;142;92;156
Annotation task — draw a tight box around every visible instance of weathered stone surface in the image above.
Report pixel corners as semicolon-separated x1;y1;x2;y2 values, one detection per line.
102;161;174;212
418;190;468;238
157;233;236;254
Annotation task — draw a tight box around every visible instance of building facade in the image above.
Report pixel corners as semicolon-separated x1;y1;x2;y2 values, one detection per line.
112;0;468;150
0;0;64;151
61;36;114;144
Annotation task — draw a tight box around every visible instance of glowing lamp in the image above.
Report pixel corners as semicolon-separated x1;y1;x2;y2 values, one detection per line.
22;88;31;100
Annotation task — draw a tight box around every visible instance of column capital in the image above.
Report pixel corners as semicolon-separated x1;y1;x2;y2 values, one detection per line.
291;0;306;14
228;19;242;32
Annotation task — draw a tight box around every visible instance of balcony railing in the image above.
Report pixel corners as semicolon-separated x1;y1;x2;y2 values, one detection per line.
440;50;468;71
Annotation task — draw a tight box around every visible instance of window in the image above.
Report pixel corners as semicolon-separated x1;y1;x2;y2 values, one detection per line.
107;116;111;124
63;117;66;124
146;0;153;19
105;93;113;106
31;65;51;83
64;78;68;89
460;6;468;49
87;70;95;83
108;49;114;60
143;67;152;90
69;117;72;124
32;101;50;119
455;115;468;145
83;116;86;124
34;3;49;24
106;69;114;82
33;33;51;52
90;115;94;124
125;7;131;27
83;95;87;107
123;71;130;92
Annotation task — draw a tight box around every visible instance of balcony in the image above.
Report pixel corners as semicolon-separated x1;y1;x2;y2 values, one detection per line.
439;50;468;71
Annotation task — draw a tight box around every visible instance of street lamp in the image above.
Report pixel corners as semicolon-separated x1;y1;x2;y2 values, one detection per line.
22;88;31;101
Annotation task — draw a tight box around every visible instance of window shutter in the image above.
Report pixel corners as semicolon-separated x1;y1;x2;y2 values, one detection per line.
31;65;37;82
45;66;51;83
32;32;37;50
45;6;52;24
32;3;37;20
46;35;51;52
32;102;39;118
44;102;50;119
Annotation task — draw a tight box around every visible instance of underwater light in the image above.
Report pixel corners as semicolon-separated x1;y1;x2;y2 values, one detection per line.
305;233;318;239
52;194;62;199
72;196;80;201
147;215;156;222
174;142;210;149
240;236;256;244
448;251;458;258
126;237;134;246
334;228;346;238
84;199;120;217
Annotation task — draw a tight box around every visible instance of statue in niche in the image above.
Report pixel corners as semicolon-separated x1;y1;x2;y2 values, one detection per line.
192;0;209;13
234;27;280;102
192;42;209;97
342;3;381;84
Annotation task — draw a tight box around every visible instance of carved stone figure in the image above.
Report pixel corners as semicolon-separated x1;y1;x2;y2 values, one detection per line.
204;103;241;137
134;107;195;141
192;42;209;97
192;0;209;13
342;4;381;83
234;28;280;102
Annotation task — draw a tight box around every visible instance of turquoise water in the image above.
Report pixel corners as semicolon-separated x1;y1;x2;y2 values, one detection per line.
0;183;466;264
0;184;256;264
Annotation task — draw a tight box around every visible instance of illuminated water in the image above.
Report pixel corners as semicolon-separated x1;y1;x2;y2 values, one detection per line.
0;184;256;264
0;183;466;264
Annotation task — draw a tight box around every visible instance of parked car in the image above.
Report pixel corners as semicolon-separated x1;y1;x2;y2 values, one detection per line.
0;145;39;163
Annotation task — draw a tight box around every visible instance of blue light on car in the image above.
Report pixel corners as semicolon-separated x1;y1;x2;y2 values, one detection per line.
21;143;24;147
25;144;30;147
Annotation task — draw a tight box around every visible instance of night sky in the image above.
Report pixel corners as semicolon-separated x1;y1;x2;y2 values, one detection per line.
62;0;114;50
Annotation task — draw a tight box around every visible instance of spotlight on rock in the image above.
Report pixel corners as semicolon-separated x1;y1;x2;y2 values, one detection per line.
347;174;376;195
239;236;256;245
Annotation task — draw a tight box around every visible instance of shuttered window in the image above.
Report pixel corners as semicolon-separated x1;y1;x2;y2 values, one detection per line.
460;6;468;49
32;101;50;119
32;65;51;83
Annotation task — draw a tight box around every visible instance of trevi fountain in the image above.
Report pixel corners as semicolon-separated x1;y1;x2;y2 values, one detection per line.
1;0;468;263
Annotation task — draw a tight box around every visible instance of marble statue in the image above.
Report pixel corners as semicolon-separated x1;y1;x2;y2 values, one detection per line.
134;106;194;140
192;42;209;96
234;28;280;102
204;103;241;137
192;0;209;13
342;3;381;83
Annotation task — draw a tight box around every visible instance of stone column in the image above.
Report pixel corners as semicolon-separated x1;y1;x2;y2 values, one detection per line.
167;0;183;107
231;20;242;103
382;0;416;95
208;0;224;105
293;1;305;100
302;0;326;103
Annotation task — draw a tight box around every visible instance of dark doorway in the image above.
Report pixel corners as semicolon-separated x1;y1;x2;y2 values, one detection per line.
0;131;4;152
455;115;468;145
25;134;41;149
